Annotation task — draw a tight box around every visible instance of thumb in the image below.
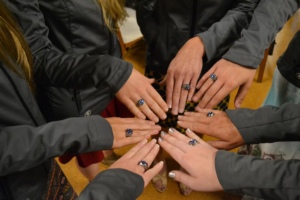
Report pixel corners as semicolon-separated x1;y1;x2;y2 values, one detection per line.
207;140;230;150
143;161;164;187
168;170;197;190
234;82;251;109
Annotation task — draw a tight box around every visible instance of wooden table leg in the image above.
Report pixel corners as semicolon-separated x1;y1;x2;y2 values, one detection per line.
257;46;271;83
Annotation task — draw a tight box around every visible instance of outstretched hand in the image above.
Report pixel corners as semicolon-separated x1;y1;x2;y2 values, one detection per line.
177;110;245;150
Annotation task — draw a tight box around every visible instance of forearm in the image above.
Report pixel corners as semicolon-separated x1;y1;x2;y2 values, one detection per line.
79;169;144;200
223;0;300;68
216;151;300;200
0;116;113;176
226;102;300;144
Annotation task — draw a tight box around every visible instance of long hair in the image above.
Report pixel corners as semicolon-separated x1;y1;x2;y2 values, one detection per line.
0;1;34;91
97;0;127;31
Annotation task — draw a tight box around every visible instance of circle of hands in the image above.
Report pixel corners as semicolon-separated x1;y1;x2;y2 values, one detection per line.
108;36;252;191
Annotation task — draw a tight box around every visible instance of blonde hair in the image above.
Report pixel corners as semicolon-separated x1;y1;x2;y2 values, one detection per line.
97;0;127;31
0;1;34;92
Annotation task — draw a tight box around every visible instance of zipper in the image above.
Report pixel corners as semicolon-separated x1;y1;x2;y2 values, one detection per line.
190;0;198;38
0;65;38;127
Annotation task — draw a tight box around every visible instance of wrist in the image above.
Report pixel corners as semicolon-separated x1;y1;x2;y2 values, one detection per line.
194;36;206;57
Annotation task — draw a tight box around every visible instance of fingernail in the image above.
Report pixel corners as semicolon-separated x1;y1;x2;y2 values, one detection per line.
142;139;148;144
177;121;182;124
158;137;164;142
160;161;164;166
169;128;175;133
237;103;241;108
172;110;178;115
195;107;199;111
168;104;172;109
152;139;157;143
178;115;182;120
165;107;169;112
187;128;192;133
155;144;160;149
162;114;167;120
155;118;159;123
168;172;175;179
179;109;184;113
161;131;167;136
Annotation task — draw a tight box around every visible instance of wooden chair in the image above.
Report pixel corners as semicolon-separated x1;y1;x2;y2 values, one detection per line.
257;41;276;83
117;7;144;57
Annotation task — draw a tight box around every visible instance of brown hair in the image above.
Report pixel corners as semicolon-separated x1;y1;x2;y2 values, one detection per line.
0;1;34;91
97;0;127;31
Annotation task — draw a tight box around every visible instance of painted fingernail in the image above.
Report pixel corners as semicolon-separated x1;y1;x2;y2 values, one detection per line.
168;172;175;180
158;137;164;142
161;131;167;136
187;128;192;133
155;144;160;149
169;128;175;133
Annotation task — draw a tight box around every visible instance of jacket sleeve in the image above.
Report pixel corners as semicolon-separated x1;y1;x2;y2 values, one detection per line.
223;0;300;69
0;115;113;176
79;169;144;200
197;0;260;63
216;150;300;200
5;0;132;94
226;102;300;144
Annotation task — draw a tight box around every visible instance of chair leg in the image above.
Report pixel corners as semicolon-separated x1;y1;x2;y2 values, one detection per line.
116;28;127;57
257;46;270;83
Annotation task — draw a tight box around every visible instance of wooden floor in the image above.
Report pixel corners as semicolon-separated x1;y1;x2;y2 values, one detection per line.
57;11;300;200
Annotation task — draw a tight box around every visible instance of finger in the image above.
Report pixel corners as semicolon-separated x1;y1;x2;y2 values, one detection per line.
143;161;164;187
178;115;212;124
168;170;197;190
187;76;198;102
121;139;149;159
148;78;155;84
163;74;174;109
203;86;231;109
147;86;169;112
158;135;186;162
159;77;167;86
179;79;191;113
135;97;160;123
110;118;156;125
206;140;233;150
189;109;221;116
123;99;146;120
132;138;157;162
140;144;160;172
195;81;224;110
192;77;214;103
160;130;191;152
234;81;251;109
176;121;212;136
143;92;167;120
172;77;184;115
185;128;207;145
196;66;216;89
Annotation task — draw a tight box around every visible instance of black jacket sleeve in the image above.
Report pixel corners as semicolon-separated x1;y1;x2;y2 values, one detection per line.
216;150;300;200
226;102;300;144
197;0;260;63
0;115;113;176
79;169;144;200
5;0;132;94
223;0;300;69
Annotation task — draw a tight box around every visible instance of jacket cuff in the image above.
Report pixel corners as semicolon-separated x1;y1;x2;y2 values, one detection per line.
89;116;114;151
222;50;261;69
109;60;133;94
215;151;243;194
197;32;214;63
226;109;261;144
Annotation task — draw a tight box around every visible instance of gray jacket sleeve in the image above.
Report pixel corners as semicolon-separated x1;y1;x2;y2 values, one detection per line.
79;169;144;200
223;0;300;68
0;115;113;176
197;0;260;62
226;102;300;144
216;150;300;200
5;0;132;94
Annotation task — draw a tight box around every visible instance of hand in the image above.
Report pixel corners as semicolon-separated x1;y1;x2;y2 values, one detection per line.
177;110;244;150
160;36;205;115
110;139;164;188
116;68;168;123
193;59;256;109
106;117;161;149
158;128;223;192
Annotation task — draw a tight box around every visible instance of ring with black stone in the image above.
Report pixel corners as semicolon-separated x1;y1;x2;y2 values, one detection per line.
126;129;133;137
136;99;145;107
210;73;218;82
207;111;214;117
181;84;191;91
189;139;198;146
138;160;149;172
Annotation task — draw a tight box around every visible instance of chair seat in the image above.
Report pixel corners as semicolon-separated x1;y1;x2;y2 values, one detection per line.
119;7;143;44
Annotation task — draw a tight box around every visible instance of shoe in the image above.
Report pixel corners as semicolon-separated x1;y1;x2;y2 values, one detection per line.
101;152;120;166
152;171;167;193
179;182;192;196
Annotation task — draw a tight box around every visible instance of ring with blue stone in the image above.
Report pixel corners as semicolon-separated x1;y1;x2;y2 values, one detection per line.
207;111;214;117
136;99;146;107
182;84;191;91
126;129;133;137
189;139;198;146
138;160;149;172
210;73;218;82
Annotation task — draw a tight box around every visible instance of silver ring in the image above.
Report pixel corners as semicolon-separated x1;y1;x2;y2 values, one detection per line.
182;84;191;91
207;111;214;117
136;99;145;107
138;160;149;172
189;139;198;146
210;74;218;82
126;129;133;137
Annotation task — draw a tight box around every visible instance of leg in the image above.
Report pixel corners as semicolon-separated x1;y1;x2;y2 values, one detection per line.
75;158;100;182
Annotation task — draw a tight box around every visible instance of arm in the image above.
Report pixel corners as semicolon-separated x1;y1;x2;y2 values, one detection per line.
216;151;300;200
79;169;144;200
226;102;300;144
223;0;300;68
0;116;113;176
5;0;132;93
197;0;260;62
